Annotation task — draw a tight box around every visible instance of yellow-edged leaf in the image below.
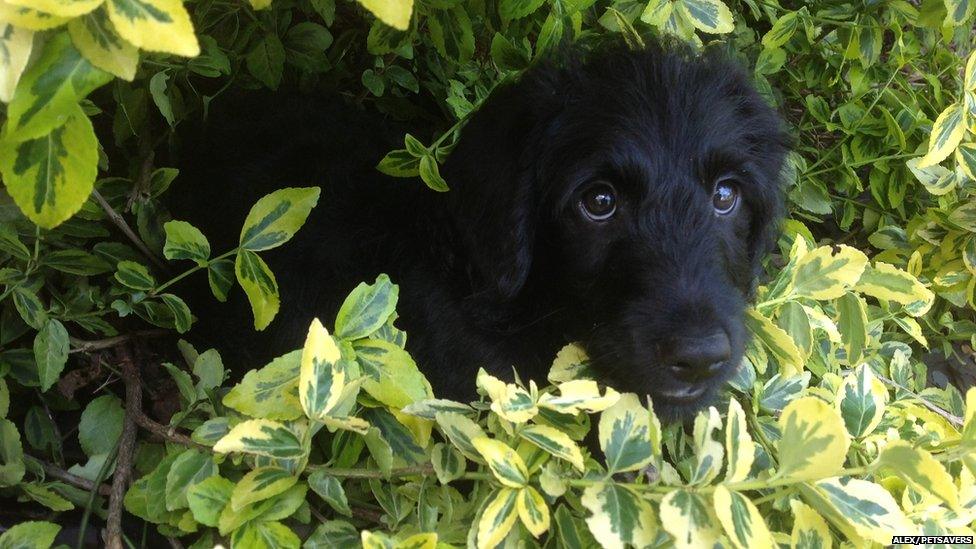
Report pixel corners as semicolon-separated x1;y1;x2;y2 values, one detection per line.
476;488;519;549
537;379;620;414
299;318;344;420
789;500;832;549
581;482;657;549
854;262;933;316
519;425;585;471
801;477;914;544
712;485;772;549
877;441;959;509
212;419;304;459
0;0;68;29
0;24;32;103
835;364;887;439
7;0;101;16
690;406;723;485
434;411;487;462
791;245;868;300
356;0;413;30
472;437;528;488
775;397;849;481
598;393;654;474
745;309;803;375
660;489;720;549
918;103;966;168
517;486;549;537
106;0;200;56
68;7;138;80
675;0;733;34
548;342;592;383
724;398;755;483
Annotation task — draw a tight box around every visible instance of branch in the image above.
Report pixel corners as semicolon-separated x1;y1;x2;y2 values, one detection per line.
69;330;169;354
105;346;141;549
34;459;112;497
91;190;167;271
132;409;206;450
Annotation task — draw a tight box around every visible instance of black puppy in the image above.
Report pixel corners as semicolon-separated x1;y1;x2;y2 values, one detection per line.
172;40;789;420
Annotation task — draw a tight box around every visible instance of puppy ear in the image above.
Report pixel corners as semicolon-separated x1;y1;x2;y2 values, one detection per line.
441;69;562;300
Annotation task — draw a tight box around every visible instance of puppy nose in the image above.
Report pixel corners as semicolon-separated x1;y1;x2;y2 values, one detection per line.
661;331;731;381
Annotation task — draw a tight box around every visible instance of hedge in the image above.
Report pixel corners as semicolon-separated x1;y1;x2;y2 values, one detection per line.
0;0;975;548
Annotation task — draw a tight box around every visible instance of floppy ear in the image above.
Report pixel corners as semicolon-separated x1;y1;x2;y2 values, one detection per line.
441;69;563;300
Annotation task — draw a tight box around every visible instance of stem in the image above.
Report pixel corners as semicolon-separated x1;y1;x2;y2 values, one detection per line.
151;249;237;295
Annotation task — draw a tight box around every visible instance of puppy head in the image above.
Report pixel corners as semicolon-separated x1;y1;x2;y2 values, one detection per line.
443;41;790;419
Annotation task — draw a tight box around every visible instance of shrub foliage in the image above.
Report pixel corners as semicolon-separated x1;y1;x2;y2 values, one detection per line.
0;0;975;547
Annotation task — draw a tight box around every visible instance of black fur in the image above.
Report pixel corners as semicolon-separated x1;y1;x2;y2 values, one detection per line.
172;41;790;419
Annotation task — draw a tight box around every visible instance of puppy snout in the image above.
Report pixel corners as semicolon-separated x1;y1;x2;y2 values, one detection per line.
661;331;731;382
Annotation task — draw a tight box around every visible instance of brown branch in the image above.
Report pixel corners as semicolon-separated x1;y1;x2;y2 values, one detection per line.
36;459;112;497
105;346;141;549
91;189;167;271
876;373;964;427
69;330;169;354
132;408;206;450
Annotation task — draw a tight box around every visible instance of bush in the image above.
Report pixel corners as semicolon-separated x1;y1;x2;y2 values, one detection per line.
0;0;975;548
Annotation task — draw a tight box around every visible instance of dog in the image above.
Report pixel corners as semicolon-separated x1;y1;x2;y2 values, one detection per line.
171;40;789;420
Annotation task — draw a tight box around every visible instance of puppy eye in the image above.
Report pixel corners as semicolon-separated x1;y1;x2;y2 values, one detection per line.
580;182;617;221
712;178;739;215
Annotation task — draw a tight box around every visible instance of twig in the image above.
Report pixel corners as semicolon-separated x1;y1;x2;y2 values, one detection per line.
875;373;964;427
132;408;206;450
92;189;167;271
32;458;112;496
69;330;169;354
106;346;141;549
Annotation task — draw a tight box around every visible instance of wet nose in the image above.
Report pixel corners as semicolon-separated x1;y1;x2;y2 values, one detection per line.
661;331;731;382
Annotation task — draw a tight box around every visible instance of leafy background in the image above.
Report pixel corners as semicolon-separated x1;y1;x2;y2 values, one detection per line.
1;0;976;547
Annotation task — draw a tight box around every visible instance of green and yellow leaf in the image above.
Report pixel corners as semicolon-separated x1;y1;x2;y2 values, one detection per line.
212;419;305;459
877;441;959;509
472;437;528;488
7;0;100;17
356;0;413;31
0;24;33;103
519;424;585;471
918;103;966;168
230;466;296;511
660;489;720;549
599;393;654;474
0;104;98;228
538;379;621;414
334;274;398;340
299;318;345;420
802;477;914;544
835;364;887;439
775;397;849;481
0;1;69;30
476;488;519;549
854;262;934;316
713;485;772;549
106;0;200;56
68;7;138;80
581;482;657;549
235;249;279;330
745;309;803;375
675;0;733;34
791;245;868;300
724;398;755;483
789;500;832;549
517;486;549;537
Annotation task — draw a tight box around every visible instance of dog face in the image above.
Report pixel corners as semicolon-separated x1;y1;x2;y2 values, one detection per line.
443;42;789;419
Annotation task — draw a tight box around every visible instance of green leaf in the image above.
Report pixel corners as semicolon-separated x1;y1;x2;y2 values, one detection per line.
246;34;286;90
212;419;305;459
356;0;412;30
68;7;139;80
12;287;47;329
235;249;279;330
335;274;399;340
3;33;111;141
304;521;360;549
498;0;545;21
0;104;98;228
0;521;60;549
712;485;773;549
78;394;123;457
308;470;351;516
223;350;302;420
21;482;73;511
660;490;720;549
0;418;26;487
41;249;112;275
675;0;733;33
208;258;234;302
376;149;420;177
239;187;320;251
187;475;233;527
159;293;191;333
762;10;800;48
163;220;210;264
775;397;850;482
918;103;966;168
115;260;155;290
836;293;868;365
418;154;449;192
106;0;200;56
165;449;216;511
33;318;68;392
231;466;297;511
581;482;657;549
